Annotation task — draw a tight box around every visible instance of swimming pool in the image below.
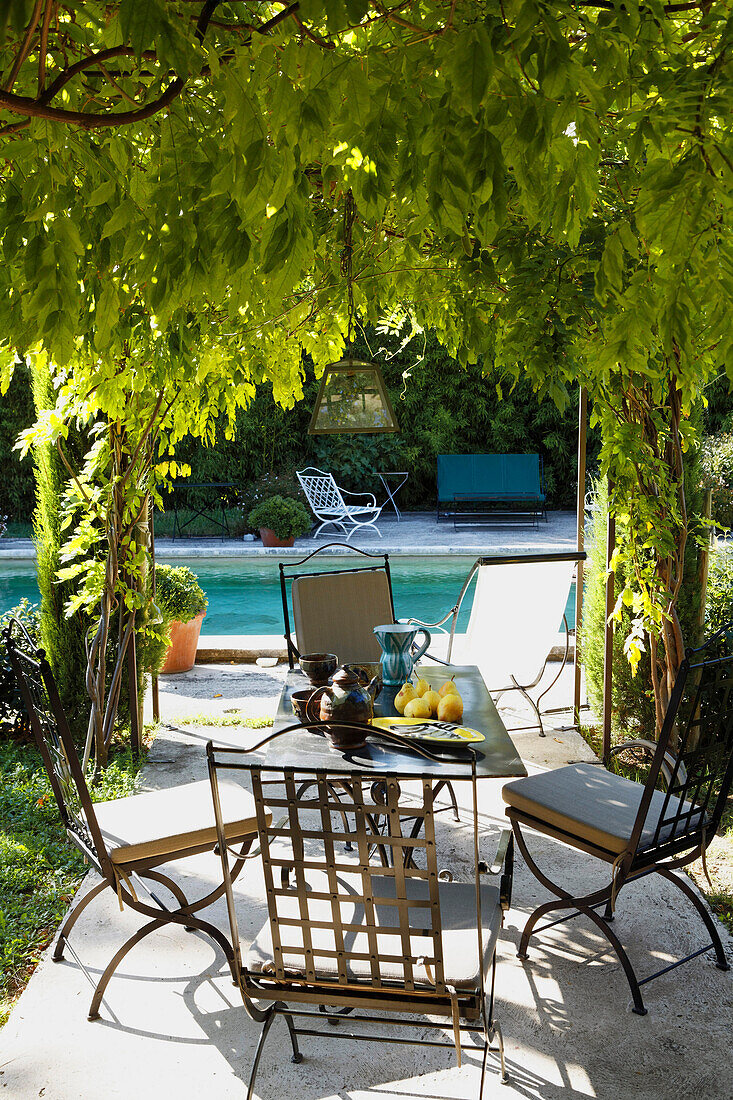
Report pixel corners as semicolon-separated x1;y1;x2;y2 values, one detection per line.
0;555;576;635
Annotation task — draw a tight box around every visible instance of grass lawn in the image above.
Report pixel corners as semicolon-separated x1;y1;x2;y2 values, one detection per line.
0;734;151;1027
580;726;733;934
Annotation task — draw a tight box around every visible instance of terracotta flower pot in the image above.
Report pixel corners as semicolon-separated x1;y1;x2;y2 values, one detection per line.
161;610;206;675
259;527;295;548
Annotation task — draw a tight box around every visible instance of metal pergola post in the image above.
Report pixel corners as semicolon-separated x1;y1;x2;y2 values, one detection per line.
602;479;615;763
573;388;587;726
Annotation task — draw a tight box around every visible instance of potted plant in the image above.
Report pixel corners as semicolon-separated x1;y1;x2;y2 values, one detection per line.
248;495;312;547
156;565;208;674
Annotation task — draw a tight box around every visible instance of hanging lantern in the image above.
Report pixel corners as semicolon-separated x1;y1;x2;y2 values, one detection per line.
308;357;399;435
309;190;399;435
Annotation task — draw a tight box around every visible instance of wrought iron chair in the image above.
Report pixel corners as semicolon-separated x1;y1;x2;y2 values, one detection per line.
297;466;384;541
207;725;514;1098
502;623;733;1014
280;545;460;823
5;620;265;1021
279;543;396;667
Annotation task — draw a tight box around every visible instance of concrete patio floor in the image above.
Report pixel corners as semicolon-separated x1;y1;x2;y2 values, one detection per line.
2;664;731;1100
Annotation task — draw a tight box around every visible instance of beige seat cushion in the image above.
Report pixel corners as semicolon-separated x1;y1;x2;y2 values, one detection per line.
94;779;261;865
247;871;502;990
292;571;393;664
502;763;701;855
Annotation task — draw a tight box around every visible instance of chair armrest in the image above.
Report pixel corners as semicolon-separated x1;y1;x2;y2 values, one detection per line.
479;828;514;911
341;488;377;506
404;611;456;630
608;738;688;789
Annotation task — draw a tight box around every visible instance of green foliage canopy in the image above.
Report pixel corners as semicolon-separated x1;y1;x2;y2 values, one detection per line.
0;1;731;708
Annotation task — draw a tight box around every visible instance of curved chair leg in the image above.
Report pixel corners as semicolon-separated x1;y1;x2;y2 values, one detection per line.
488;1021;508;1086
433;779;460;822
139;869;189;909
88;917;166;1020
247;1005;280;1100
656;867;731;971
138;869;197;931
87;898;237;1021
53;878;108;961
512;822;647;1014
281;1005;303;1064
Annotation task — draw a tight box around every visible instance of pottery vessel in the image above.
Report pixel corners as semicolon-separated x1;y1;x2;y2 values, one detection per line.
160;611;206;675
299;652;338;686
314;667;381;749
373;623;431;686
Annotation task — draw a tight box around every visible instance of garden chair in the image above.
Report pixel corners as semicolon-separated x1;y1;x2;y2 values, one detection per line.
409;551;586;736
280;543;396;667
5;620;266;1021
279;545;460;823
207;728;514;1098
501;623;733;1015
297;467;384;541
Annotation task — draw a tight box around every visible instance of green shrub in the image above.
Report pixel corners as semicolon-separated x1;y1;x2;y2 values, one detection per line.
155;565;207;625
581;479;657;733
311;433;404;496
248;495;312;540
235;467;303;531
704;542;733;659
700;432;733;530
0;361;36;523
30;358;89;739
581;473;704;734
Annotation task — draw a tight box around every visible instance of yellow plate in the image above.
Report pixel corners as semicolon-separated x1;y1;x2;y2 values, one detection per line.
371;717;484;745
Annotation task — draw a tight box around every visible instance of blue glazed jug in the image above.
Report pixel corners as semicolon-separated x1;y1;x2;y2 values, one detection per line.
373;623;432;686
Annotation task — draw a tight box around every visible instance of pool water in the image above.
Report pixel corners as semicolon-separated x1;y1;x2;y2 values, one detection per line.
0;556;576;636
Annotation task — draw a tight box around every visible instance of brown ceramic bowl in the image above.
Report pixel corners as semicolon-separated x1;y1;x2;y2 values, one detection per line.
299;652;338;686
291;688;322;724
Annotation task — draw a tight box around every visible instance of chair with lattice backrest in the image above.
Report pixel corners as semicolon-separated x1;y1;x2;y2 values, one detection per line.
207;725;514;1098
5;618;266;1021
502;622;733;1015
279;542;396;667
297;467;384;541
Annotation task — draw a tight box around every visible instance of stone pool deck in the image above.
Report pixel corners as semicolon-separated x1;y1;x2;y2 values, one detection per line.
0;509;578;559
2;663;731;1100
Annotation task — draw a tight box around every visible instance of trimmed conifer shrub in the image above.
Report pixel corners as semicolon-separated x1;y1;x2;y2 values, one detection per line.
30;358;89;739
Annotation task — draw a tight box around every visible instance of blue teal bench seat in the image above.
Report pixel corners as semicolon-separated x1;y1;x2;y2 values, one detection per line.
437;454;546;524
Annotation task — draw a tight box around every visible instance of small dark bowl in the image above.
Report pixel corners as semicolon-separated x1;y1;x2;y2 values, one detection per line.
299;652;338;686
291;688;322;724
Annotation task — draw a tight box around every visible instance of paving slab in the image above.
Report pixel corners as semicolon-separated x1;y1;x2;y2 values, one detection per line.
2;664;731;1100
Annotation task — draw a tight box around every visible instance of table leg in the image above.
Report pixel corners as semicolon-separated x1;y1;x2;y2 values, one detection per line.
378;473;408;521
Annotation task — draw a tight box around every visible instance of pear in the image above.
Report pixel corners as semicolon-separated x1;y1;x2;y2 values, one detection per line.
438;678;460;698
414;676;430;697
404;696;432;719
422;689;441;716
394;681;417;715
437;692;463;723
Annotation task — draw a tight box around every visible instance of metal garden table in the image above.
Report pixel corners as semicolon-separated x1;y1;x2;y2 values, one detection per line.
269;663;526;782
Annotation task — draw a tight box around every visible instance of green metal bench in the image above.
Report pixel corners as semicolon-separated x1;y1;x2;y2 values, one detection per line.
437;454;546;525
